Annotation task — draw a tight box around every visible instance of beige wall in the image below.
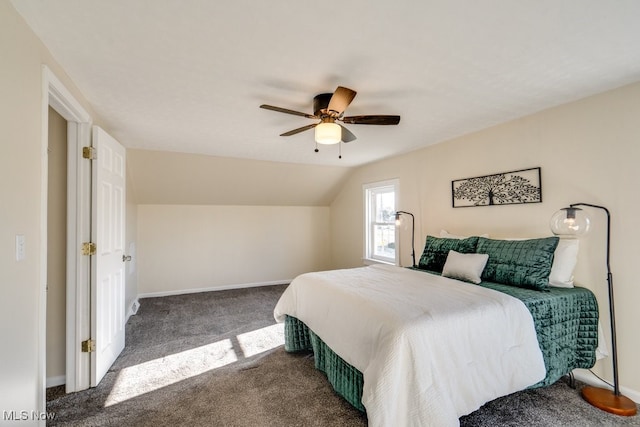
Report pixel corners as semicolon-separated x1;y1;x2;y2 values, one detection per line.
1;1;65;414
0;1;118;415
1;0;38;412
46;107;67;384
129;149;345;299
137;205;330;295
330;81;640;396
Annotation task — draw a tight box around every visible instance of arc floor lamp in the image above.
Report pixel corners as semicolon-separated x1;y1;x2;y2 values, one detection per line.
550;203;637;416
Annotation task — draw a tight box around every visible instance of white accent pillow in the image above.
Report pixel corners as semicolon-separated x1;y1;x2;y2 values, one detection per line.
440;229;489;239
442;250;489;284
548;238;579;288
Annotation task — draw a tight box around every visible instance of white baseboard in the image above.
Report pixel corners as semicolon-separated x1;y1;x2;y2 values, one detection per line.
572;369;640;404
46;375;65;388
137;280;290;299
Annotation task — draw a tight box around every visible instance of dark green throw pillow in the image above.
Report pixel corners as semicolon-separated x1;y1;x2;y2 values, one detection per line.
418;236;479;272
476;237;559;291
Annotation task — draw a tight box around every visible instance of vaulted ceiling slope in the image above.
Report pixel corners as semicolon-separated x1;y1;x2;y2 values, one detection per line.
11;1;640;167
127;149;352;206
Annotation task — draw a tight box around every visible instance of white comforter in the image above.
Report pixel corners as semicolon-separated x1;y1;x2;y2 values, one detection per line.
274;264;546;427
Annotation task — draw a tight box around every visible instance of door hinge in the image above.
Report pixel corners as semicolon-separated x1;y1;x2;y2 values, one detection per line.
82;242;97;256
81;339;95;353
82;146;97;160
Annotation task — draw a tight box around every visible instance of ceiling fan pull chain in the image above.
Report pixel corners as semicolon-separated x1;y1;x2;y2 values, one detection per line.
314;141;319;153
339;141;342;159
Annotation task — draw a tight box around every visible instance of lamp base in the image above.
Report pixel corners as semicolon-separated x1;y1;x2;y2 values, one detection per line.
581;386;637;416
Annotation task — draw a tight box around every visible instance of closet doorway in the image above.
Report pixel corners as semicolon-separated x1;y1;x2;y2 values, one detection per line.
46;106;68;390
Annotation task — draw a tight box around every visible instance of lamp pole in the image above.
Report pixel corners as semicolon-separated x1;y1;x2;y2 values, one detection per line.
568;203;619;396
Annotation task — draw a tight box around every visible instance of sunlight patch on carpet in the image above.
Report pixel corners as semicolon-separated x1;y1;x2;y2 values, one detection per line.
105;339;237;406
236;323;284;358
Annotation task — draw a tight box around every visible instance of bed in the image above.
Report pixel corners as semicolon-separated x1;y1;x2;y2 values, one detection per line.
273;235;600;426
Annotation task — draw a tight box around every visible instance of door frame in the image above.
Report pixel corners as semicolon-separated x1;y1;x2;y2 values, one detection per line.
39;66;92;416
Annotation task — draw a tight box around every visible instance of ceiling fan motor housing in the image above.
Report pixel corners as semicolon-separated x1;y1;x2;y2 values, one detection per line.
313;93;333;117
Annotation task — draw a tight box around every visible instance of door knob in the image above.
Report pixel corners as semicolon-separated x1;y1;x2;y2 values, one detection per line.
122;254;132;262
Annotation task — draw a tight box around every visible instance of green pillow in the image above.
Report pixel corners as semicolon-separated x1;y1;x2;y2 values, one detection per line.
476;237;559;291
418;236;479;272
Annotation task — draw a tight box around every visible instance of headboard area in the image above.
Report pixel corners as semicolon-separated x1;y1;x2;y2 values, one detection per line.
416;229;579;291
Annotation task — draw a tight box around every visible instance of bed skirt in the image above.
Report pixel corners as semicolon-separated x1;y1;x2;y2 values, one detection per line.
284;315;365;412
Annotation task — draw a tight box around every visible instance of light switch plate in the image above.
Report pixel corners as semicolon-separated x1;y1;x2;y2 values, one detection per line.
16;234;25;261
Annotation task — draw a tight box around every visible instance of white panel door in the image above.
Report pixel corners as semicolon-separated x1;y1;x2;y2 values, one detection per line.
91;126;126;386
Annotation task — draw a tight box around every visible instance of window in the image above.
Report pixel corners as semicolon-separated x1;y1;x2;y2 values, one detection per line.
364;179;399;264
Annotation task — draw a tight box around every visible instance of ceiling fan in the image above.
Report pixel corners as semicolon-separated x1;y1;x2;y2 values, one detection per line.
260;86;400;158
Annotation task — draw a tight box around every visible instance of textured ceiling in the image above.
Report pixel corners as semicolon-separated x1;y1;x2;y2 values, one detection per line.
11;0;640;167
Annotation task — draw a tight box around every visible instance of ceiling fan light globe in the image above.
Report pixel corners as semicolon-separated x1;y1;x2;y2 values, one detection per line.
315;122;341;145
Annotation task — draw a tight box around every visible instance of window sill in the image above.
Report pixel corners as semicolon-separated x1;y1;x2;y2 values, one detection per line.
362;258;397;267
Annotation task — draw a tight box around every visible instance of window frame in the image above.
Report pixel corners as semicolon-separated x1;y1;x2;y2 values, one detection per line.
363;179;399;265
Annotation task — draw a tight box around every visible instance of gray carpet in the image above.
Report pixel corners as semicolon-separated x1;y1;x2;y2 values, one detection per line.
47;285;639;426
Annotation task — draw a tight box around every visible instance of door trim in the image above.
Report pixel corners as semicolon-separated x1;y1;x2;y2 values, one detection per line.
40;66;92;418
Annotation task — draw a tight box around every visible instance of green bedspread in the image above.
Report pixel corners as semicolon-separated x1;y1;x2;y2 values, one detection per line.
283;271;599;412
476;280;598;387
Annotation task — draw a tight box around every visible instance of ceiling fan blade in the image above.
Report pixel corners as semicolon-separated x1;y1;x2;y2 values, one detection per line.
339;124;357;143
327;86;357;115
341;115;401;125
260;104;316;119
280;123;318;136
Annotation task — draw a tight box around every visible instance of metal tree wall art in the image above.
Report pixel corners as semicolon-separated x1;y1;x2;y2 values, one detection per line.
452;167;542;208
